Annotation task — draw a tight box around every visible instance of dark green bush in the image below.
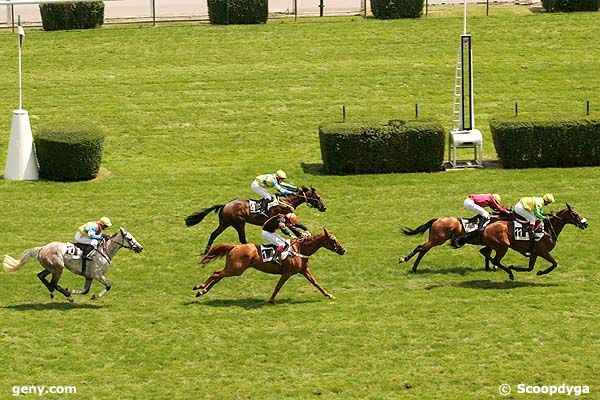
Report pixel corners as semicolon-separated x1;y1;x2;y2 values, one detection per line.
34;126;104;181
490;117;600;169
39;2;104;31
207;0;268;25
541;0;599;12
319;119;444;175
370;0;424;19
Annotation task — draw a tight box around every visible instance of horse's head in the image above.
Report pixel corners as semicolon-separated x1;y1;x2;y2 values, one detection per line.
564;203;588;230
323;228;345;255
302;186;327;212
117;227;144;253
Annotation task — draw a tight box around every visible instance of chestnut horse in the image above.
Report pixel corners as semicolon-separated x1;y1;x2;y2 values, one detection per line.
193;228;345;303
399;214;509;272
185;187;326;254
480;204;588;281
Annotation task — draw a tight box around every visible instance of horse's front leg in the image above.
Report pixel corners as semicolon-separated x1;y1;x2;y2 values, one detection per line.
71;278;93;295
510;255;537;272
536;252;558;276
37;270;54;298
204;223;228;254
485;247;514;281
91;275;111;299
301;267;334;299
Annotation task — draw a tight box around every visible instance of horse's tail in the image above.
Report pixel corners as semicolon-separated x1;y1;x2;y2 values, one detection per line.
199;244;235;265
185;204;224;227
402;218;437;236
3;247;42;273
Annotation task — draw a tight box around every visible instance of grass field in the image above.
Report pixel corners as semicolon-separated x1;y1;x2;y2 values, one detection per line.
1;6;599;399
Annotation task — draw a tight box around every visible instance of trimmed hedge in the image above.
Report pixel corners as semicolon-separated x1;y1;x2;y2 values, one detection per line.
490;117;600;169
541;0;600;12
319;119;444;174
207;0;268;25
34;126;104;181
39;2;105;31
370;0;424;19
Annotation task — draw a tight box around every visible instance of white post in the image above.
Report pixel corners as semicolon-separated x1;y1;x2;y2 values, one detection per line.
4;18;39;181
463;0;467;35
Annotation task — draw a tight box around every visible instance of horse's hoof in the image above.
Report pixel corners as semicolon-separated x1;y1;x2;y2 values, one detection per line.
536;271;544;276
68;297;74;303
509;275;514;281
195;291;204;297
91;295;97;300
327;294;335;300
398;258;404;264
49;293;54;299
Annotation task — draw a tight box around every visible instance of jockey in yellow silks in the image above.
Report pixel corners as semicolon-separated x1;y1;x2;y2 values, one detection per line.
74;216;112;259
251;170;297;216
514;193;555;256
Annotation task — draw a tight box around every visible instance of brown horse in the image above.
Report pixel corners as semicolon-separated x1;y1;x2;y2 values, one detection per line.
399;215;507;272
185;187;326;254
480;204;588;281
192;228;345;303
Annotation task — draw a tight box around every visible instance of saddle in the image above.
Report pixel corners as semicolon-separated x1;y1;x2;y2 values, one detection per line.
260;240;291;263
459;215;488;234
249;197;280;214
513;221;545;241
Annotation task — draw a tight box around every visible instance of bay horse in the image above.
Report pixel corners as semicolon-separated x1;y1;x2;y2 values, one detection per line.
3;228;144;302
192;228;345;303
480;204;588;281
399;213;509;272
185;186;327;254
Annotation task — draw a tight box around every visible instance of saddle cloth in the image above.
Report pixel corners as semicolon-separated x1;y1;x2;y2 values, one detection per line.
260;240;291;263
249;198;280;214
460;215;487;234
64;242;84;259
513;221;545;241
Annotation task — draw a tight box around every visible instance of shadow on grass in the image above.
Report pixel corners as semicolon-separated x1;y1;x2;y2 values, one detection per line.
182;297;320;309
3;302;105;311
300;162;325;176
410;267;484;276
454;280;559;290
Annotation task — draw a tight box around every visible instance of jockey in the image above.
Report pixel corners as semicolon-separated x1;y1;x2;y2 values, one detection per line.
261;212;308;264
75;216;112;260
464;193;510;229
514;193;555;256
251;170;298;215
453;193;509;247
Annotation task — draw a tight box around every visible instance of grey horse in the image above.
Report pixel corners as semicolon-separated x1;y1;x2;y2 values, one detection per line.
3;227;143;302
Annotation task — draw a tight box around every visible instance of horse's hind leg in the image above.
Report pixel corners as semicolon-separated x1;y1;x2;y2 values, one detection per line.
91;275;111;299
195;259;247;297
49;270;74;302
399;245;421;264
37;270;55;298
233;222;247;244
487;248;514;281
268;274;293;304
204;223;228;254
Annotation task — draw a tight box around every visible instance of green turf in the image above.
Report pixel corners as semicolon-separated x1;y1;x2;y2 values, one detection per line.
1;7;599;399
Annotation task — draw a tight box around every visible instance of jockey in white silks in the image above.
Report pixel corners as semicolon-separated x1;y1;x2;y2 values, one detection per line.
74;216;112;259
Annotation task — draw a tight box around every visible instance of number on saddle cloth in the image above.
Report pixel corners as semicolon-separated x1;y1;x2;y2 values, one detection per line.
513;221;545;241
65;243;84;259
260;240;291;263
460;215;484;234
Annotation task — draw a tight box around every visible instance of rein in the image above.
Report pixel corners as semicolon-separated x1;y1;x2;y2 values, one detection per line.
103;233;134;261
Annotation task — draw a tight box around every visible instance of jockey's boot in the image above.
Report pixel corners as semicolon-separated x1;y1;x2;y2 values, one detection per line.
261;198;270;217
525;224;536;256
478;215;489;231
